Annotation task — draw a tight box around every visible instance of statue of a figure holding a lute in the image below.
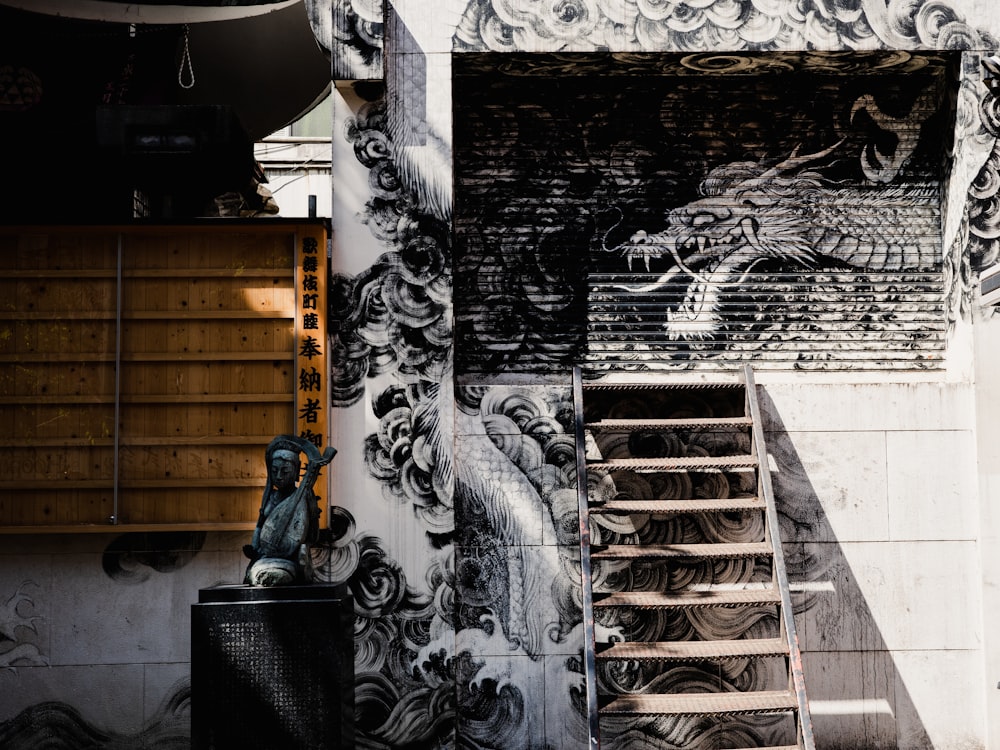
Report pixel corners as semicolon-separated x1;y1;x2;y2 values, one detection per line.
243;435;337;587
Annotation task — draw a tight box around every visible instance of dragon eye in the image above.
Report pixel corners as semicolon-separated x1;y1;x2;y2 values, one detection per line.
692;212;717;226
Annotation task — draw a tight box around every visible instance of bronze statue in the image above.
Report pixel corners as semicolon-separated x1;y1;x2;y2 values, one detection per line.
243;435;336;586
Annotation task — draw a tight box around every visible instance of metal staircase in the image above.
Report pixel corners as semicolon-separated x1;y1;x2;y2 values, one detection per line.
573;365;814;750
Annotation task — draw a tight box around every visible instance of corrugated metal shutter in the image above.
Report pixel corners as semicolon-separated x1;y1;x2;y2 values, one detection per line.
587;268;945;371
454;52;952;377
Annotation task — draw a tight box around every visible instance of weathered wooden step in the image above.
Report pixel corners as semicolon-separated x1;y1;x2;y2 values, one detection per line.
600;689;798;717
592;542;772;560
590;497;766;514
597;637;788;662
588;455;757;472
594;587;781;609
586;416;752;432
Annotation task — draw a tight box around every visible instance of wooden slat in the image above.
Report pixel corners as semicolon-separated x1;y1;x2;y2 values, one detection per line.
118;479;267;489
0;353;115;363
0;224;317;532
0;480;113;489
0;394;115;406
597;638;788;661
124;310;295;319
2;269;116;278
0;312;115;320
121;394;294;404
122;352;294;362
0;478;265;490
0;269;292;279
600;690;798;716
117;436;278;446
0;438;115;447
0;522;258;534
124;269;293;278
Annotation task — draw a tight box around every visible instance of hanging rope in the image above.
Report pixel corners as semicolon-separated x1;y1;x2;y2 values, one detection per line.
178;24;195;89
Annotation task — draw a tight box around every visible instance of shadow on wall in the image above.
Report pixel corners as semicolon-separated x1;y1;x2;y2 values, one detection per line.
0;680;190;749
0;531;211;748
760;390;934;749
102;532;208;583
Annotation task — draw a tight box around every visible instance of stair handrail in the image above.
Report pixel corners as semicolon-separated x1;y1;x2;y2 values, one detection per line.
742;364;816;750
572;365;601;750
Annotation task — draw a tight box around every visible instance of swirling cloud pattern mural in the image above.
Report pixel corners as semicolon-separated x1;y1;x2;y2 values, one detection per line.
453;49;997;371
313;2;1000;749
318;3;1000;750
454;0;997;53
3;1;999;748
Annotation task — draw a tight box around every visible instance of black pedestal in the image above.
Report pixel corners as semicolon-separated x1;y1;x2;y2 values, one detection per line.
191;584;354;750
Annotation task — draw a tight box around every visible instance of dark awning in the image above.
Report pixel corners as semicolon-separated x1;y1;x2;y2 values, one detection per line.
0;0;299;24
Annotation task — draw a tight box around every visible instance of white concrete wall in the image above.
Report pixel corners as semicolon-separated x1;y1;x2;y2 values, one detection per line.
974;308;1000;750
762;376;986;748
0;532;246;739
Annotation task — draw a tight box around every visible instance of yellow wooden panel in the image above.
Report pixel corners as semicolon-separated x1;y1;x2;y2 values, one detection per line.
1;232;117;272
2;362;115;399
116;228;301;529
15;278;116;315
3;404;114;443
117;486;261;525
0;223;324;531
5;231;129;529
1;447;114;483
3;310;114;361
121;401;294;445
0;488;113;526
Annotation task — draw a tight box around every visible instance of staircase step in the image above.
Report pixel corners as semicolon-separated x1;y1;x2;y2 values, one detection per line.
590;497;766;514
586;416;752;432
592;542;772;560
588;455;758;472
574;366;813;748
582;381;743;391
594;587;781;609
600;690;798;717
597;637;788;662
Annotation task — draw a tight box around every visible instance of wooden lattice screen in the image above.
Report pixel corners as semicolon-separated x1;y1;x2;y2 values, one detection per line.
0;223;329;532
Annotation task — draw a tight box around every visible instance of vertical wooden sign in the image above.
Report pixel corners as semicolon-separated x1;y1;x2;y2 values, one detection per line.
294;224;330;519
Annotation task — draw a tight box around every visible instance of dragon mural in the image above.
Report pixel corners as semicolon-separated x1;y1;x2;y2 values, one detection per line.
603;130;941;340
317;2;998;747
329;68;843;749
4;2;1000;750
455;51;960;371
